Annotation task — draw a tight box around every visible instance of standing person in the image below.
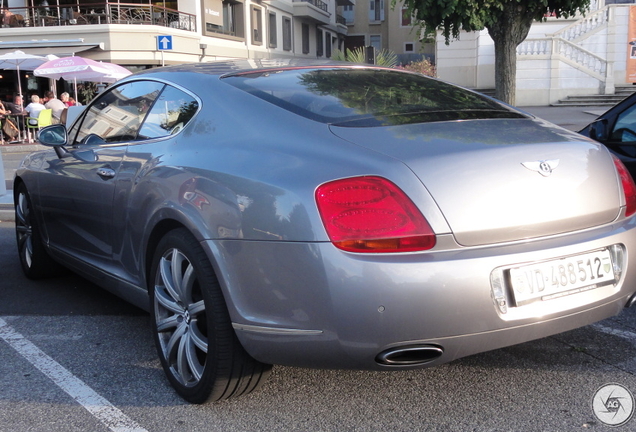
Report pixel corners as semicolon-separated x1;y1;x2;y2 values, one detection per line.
0;99;8;143
1;7;14;27
24;95;46;126
44;91;66;124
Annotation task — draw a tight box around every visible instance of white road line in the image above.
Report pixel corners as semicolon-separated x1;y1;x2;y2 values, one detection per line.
592;323;636;343
0;318;148;432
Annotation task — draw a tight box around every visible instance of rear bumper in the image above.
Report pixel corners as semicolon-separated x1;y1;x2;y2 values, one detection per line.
234;296;625;369
204;217;636;369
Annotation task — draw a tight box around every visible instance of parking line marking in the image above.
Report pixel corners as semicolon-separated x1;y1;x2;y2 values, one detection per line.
0;318;148;432
592;323;636;343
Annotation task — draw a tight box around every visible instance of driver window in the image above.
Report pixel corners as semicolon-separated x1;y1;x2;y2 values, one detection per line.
612;104;636;143
69;81;165;145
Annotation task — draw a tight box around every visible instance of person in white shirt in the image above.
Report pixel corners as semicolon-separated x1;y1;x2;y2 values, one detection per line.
25;95;46;126
44;90;66;124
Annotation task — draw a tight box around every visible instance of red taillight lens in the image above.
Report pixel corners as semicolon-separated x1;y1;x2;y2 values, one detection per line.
612;155;636;217
315;176;436;253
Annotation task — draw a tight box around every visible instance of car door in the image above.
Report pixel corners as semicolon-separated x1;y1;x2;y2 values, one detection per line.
580;93;636;178
38;80;166;272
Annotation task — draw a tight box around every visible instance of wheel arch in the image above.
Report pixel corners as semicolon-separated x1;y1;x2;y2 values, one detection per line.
142;216;245;325
144;218;188;291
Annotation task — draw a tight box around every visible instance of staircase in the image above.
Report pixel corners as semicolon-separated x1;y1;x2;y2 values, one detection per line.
551;84;636;106
517;4;620;104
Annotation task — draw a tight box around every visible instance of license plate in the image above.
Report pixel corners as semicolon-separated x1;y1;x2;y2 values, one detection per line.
509;249;615;306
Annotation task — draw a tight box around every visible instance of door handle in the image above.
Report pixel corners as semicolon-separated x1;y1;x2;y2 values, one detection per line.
96;167;116;179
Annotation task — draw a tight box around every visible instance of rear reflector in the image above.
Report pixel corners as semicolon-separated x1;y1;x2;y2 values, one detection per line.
315;176;436;253
612;155;636;217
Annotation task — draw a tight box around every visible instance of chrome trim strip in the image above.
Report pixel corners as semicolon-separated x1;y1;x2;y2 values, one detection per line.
232;323;323;336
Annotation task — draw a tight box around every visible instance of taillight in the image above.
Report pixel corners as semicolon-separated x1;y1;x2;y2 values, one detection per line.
315;176;436;253
612;155;636;217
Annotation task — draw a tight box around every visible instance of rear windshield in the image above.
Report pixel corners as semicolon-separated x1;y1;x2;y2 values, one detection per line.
221;67;525;127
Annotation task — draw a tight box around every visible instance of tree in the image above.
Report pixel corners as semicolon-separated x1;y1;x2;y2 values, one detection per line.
400;0;591;105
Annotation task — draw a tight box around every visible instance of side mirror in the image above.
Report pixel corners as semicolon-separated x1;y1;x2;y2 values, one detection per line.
38;124;68;146
589;119;609;142
38;124;71;159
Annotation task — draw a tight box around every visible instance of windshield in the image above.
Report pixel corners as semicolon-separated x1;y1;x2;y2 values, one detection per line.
222;67;524;127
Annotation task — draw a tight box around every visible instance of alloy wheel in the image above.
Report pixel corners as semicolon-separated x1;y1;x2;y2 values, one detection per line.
153;247;209;388
15;190;33;269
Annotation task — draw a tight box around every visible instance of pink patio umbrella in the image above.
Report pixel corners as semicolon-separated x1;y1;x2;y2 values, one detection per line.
33;55;132;98
98;61;133;81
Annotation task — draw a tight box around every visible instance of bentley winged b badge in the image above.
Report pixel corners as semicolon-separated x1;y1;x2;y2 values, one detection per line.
521;159;560;177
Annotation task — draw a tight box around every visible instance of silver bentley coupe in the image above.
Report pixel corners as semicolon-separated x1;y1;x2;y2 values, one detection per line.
14;59;636;403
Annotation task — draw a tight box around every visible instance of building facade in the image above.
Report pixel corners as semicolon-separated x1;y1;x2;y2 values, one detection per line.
0;0;352;100
342;0;433;65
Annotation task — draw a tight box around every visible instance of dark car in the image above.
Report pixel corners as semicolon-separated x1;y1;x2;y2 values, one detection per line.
579;92;636;176
14;59;636;403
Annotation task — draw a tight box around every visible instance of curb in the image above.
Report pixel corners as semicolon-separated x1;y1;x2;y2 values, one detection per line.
2;144;43;223
1;143;46;153
0;189;13;222
0;208;13;222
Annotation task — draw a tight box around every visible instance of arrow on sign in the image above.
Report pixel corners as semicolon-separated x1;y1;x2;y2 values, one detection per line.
159;37;171;50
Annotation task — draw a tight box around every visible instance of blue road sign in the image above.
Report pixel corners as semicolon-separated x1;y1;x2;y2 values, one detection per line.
157;35;173;51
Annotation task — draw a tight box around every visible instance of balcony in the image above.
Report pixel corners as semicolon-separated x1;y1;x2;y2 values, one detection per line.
1;2;196;32
292;0;331;25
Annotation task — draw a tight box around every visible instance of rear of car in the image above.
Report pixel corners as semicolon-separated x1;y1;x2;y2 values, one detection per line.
216;66;636;369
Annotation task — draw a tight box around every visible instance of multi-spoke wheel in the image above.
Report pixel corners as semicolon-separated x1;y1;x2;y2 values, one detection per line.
149;228;271;403
14;183;63;279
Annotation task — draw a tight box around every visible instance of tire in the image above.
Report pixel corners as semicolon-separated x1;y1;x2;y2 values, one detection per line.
149;228;272;403
14;183;65;279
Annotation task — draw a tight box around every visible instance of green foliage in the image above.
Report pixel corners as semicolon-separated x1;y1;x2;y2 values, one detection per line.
78;82;98;105
331;47;399;67
399;0;591;44
376;49;399;67
399;58;436;77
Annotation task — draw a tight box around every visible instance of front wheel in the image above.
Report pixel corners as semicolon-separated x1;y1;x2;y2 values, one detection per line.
149;228;271;403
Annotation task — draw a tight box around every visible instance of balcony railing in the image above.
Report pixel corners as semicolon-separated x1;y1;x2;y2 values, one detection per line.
293;0;328;13
1;2;196;32
336;14;346;25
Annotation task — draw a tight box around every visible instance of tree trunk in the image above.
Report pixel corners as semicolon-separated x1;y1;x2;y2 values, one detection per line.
492;36;518;105
486;3;534;106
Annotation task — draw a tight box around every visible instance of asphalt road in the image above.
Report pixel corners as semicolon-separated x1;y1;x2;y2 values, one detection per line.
2;106;636;431
2;227;636;431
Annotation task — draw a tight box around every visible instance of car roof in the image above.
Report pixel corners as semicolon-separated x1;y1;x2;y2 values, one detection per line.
133;58;361;79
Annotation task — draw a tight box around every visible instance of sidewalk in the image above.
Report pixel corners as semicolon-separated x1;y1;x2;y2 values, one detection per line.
1;142;44;222
0;104;611;223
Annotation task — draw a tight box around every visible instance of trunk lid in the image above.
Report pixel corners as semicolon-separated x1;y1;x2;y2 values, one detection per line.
330;118;621;246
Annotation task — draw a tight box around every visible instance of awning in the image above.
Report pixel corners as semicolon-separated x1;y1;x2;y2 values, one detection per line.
0;39;103;57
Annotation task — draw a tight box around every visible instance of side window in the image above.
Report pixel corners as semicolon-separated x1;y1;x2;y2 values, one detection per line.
137;86;199;140
69;81;165;145
612;105;636;142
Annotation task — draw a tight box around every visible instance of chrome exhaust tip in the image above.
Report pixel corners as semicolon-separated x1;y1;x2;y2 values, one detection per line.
376;345;443;366
626;292;636;308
